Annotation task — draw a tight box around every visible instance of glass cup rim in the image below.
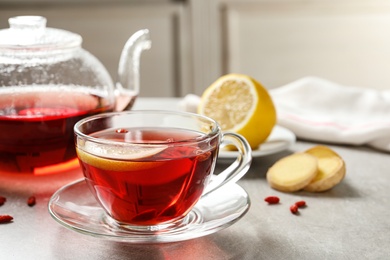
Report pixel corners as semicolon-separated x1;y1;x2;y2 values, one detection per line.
74;110;221;146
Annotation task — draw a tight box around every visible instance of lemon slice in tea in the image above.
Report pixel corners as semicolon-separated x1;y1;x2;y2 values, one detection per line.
76;142;167;171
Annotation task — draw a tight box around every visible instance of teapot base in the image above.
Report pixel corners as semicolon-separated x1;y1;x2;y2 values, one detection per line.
0;158;80;176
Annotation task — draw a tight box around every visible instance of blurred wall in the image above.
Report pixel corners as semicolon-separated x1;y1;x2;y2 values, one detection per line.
2;0;390;97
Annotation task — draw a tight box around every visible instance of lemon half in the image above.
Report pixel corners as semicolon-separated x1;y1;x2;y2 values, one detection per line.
198;74;276;149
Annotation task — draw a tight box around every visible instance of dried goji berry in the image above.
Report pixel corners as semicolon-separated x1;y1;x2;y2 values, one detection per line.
0;196;6;206
27;196;36;207
290;204;299;214
295;200;306;208
264;196;280;204
115;128;129;134
0;215;13;224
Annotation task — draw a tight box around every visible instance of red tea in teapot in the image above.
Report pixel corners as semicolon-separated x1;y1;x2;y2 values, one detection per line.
0;86;114;174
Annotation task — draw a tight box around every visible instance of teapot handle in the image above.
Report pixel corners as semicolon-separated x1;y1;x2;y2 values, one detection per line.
115;29;151;111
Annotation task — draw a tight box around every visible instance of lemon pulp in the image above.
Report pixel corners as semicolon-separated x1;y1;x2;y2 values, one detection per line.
198;73;276;149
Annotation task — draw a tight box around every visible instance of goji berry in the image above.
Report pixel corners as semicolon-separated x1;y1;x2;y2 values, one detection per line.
290;204;299;214
264;196;280;204
0;215;13;224
0;196;6;206
27;196;36;207
295;200;306;208
115;128;129;134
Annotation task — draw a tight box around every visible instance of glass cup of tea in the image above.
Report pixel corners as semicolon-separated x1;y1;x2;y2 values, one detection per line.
74;110;252;231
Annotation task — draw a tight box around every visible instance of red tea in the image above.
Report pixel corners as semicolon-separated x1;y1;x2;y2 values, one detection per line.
77;128;219;226
0;87;113;174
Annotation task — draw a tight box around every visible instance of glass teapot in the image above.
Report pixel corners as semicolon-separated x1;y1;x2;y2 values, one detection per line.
0;16;151;175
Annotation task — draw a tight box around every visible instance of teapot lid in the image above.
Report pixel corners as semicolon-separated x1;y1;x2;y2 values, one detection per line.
0;16;82;51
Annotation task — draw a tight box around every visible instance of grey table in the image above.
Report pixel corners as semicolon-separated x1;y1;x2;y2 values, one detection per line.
1;98;389;260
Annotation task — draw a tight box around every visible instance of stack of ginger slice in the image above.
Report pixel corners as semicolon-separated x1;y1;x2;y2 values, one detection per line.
266;145;346;192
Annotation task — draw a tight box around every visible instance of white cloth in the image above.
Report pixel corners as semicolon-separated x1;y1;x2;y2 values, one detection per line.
270;77;390;152
179;76;390;152
178;94;201;114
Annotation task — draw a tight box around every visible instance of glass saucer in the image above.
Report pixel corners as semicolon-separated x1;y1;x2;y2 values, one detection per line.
48;179;250;243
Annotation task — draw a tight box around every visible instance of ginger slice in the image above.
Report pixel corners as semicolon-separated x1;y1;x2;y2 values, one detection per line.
266;153;318;192
303;145;346;192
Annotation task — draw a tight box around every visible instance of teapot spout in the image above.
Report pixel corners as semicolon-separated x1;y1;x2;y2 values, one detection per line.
116;29;151;111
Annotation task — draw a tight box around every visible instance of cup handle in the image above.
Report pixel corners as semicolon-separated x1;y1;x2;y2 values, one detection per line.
202;132;252;196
